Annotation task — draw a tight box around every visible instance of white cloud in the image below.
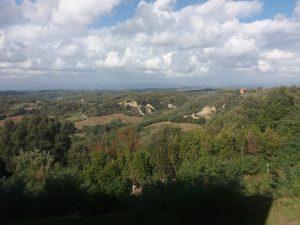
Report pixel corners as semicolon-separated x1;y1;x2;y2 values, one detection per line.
223;36;257;56
0;31;5;48
258;60;273;72
178;0;262;22
59;44;78;57
224;0;262;18
104;51;123;67
85;36;104;55
0;0;299;87
258;48;300;75
51;0;122;26
261;49;295;60
153;0;176;11
53;58;66;69
6;24;42;43
145;58;161;70
20;0;59;24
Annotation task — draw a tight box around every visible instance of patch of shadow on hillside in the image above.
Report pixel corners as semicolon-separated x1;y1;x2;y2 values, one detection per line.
0;179;273;225
129;181;273;225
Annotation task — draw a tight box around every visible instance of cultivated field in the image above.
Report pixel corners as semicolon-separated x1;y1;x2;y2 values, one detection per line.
75;113;143;129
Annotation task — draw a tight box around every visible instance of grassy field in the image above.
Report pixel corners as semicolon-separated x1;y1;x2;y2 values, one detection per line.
147;121;202;132
74;113;143;129
265;197;300;225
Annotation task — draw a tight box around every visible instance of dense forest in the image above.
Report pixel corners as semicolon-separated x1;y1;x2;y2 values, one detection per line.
0;87;299;224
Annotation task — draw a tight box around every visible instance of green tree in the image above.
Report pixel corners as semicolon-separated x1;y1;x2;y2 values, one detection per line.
179;127;211;161
260;128;281;160
10;149;54;191
67;136;90;170
83;151;129;195
214;127;239;159
0;121;15;163
0;115;75;166
145;126;182;180
128;150;153;185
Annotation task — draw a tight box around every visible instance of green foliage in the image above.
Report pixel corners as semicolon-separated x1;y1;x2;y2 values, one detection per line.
145;126;182;180
240;88;294;130
128;150;153;185
242;173;273;196
179;128;211;160
260;128;281;160
67;136;89;170
213;127;241;158
40;167;86;216
0;115;75;166
271;167;300;197
275;111;300;137
10;149;54;191
177;156;242;186
83;151;129;196
270;136;300;196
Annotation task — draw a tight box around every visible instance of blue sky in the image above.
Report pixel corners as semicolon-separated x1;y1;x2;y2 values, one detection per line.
0;0;299;90
97;0;297;27
14;0;296;28
245;0;297;20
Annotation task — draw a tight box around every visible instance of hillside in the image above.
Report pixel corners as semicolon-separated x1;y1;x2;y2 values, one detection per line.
0;86;299;224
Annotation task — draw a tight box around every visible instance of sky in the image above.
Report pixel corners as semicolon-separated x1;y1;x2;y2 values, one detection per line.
0;0;300;90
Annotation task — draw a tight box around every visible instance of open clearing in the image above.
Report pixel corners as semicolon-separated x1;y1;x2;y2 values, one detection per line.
265;197;300;225
75;113;143;129
147;121;201;132
0;116;23;127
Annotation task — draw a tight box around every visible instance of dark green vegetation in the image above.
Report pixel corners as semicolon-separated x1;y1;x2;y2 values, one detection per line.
0;87;299;224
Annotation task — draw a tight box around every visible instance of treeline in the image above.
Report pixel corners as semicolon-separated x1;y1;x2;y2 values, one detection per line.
0;88;235;120
0;87;299;223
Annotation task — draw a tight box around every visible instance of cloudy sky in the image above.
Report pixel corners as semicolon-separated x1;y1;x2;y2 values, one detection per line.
0;0;300;90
